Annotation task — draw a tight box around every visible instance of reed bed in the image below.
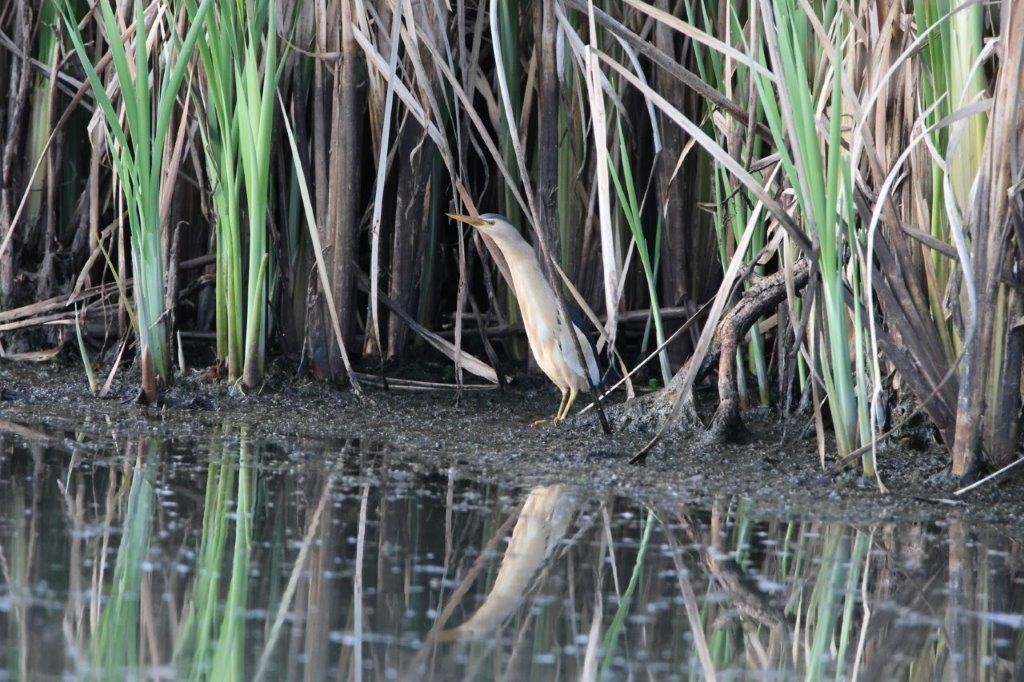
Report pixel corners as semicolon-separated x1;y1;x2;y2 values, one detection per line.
0;0;1022;480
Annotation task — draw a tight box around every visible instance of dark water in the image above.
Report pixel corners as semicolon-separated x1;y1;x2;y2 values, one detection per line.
0;423;1022;680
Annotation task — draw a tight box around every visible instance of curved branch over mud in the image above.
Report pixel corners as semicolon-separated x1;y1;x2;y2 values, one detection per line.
611;259;811;442
706;258;811;439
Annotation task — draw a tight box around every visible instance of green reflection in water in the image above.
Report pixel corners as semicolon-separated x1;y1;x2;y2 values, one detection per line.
175;431;255;680
91;440;158;679
600;508;654;677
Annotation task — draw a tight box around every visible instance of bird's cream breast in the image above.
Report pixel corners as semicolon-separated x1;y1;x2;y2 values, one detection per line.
507;261;572;384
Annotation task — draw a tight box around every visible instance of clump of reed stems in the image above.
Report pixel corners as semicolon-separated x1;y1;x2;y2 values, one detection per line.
56;0;213;401
187;0;280;388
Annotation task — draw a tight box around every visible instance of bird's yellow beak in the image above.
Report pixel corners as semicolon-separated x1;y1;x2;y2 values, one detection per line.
447;213;489;228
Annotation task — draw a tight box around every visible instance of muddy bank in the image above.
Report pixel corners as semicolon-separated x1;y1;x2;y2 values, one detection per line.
1;360;1022;525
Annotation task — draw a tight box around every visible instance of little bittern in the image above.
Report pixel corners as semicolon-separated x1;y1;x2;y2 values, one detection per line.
448;212;601;422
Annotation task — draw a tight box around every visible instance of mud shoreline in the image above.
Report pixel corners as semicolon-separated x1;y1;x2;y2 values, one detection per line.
2;361;1022;526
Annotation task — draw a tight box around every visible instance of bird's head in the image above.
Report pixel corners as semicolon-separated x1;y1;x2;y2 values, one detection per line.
447;212;519;241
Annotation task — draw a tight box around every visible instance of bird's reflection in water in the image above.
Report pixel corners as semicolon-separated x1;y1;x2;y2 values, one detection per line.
438;484;576;642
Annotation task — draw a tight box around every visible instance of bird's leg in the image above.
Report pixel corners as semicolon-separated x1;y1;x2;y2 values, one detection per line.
532;390;568;427
561;387;579;420
540;385;573;421
557;387;573;419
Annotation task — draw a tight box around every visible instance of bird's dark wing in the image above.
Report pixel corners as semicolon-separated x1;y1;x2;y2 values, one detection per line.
566;301;617;389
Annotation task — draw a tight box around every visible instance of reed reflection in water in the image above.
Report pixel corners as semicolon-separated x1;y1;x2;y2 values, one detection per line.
0;426;1022;679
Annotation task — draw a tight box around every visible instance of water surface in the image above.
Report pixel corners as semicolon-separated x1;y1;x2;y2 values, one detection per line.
0;421;1022;679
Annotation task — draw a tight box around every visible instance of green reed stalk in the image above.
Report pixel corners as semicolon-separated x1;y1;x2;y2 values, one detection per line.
600;509;655;677
174;435;255;680
60;0;213;395
187;0;279;387
703;597;734;672
209;436;254;680
608;120;671;385
237;7;280;388
174;451;234;677
74;307;97;394
187;0;243;378
914;1;986;361
730;499;754;570
497;0;524;350
805;527;850;681
833;530;869;680
23;0;57;228
775;522;795;578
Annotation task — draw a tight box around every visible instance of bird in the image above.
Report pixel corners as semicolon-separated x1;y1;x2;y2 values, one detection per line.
448;212;602;422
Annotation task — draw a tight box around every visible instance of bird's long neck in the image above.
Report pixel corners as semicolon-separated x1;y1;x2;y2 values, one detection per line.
498;236;559;323
494;231;539;267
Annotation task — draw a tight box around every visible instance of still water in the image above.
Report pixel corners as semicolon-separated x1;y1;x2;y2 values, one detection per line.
0;422;1022;680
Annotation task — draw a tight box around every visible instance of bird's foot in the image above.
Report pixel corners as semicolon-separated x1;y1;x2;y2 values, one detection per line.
530;416;562;427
